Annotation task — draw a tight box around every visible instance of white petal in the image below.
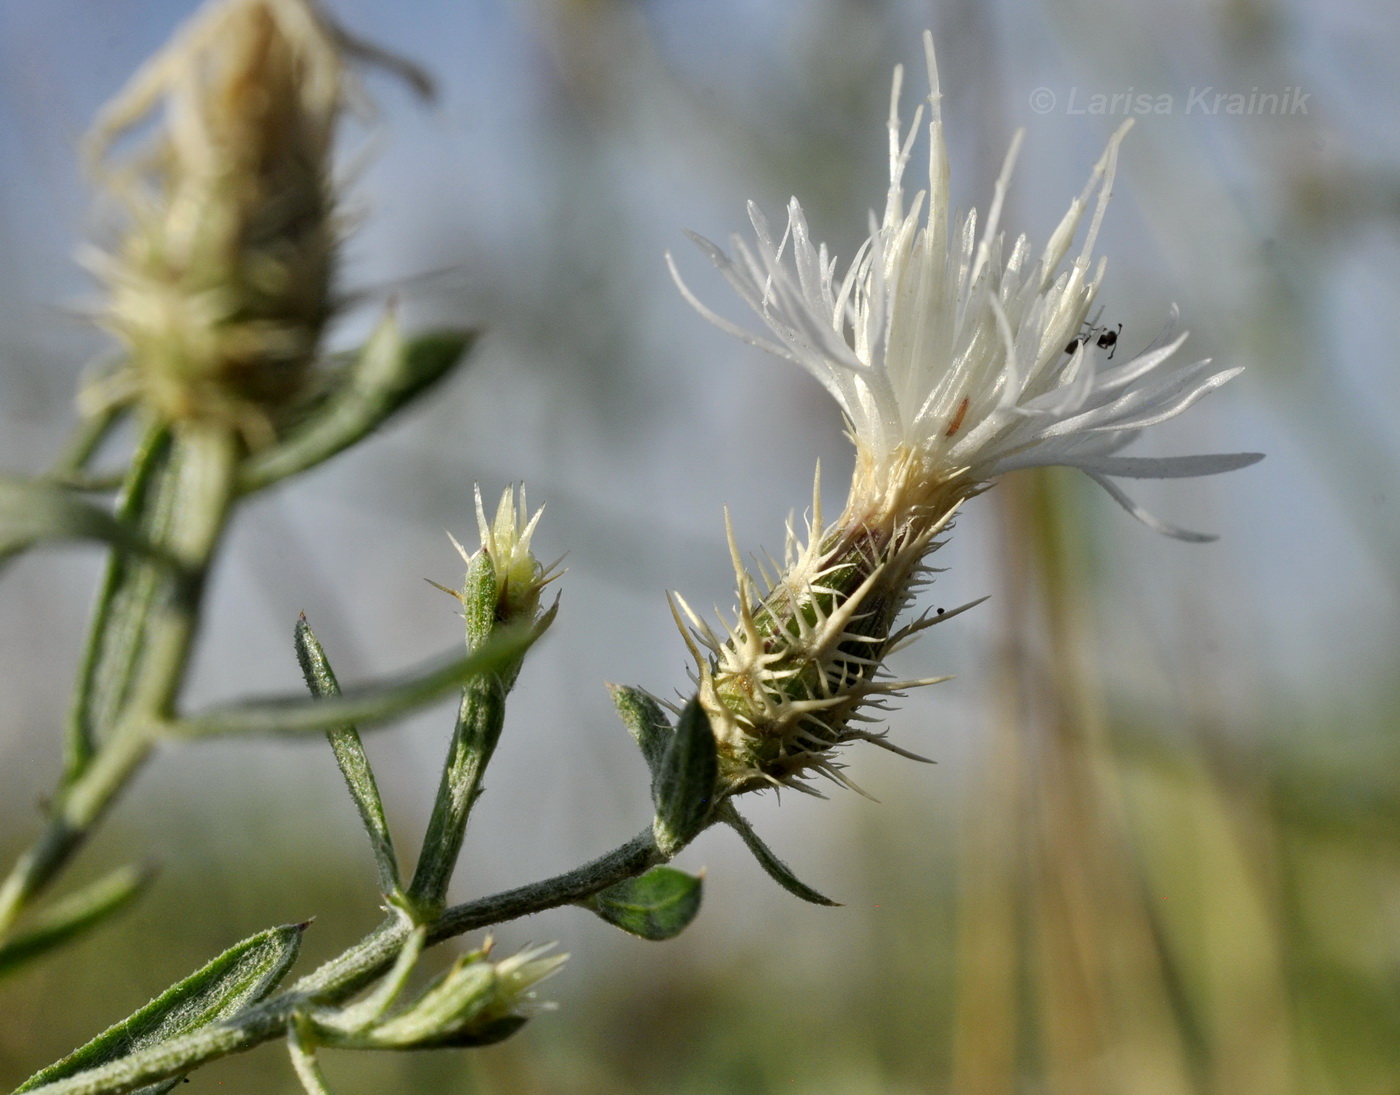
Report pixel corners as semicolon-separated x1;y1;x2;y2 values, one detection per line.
1074;452;1263;479
1086;472;1218;542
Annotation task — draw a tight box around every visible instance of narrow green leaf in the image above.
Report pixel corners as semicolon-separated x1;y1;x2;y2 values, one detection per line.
239;316;477;494
721;805;840;907
580;866;703;940
14;922;306;1093
166;626;534;739
651;697;718;856
0;864;154;979
607;684;673;782
295;614;400;894
0;476;150;564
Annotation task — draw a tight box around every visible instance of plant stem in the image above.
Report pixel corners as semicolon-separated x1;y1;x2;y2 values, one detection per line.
299;828;661;998
63;424;173;781
0;424;240;940
14;829;663;1095
404;679;506;915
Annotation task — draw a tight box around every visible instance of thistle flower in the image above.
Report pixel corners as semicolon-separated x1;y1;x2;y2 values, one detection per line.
81;0;428;442
667;32;1261;796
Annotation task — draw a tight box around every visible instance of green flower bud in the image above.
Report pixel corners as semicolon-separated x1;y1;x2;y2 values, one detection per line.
313;941;566;1050
449;486;556;653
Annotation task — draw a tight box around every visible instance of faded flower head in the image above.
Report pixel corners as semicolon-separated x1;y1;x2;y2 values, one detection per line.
81;0;427;441
668;32;1261;796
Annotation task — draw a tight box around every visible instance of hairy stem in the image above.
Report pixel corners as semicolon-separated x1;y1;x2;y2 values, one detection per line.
16;829;663;1095
0;424;239;940
404;679;506;916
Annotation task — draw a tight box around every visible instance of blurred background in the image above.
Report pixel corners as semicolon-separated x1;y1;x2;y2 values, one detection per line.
1;0;1397;1092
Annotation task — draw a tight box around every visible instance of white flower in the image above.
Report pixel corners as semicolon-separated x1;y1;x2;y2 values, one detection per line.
662;32;1264;797
670;30;1260;541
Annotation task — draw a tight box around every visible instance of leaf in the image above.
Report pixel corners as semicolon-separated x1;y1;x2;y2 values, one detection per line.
721;805;840;906
166;625;535;739
651;697;718;856
14;922;306;1093
607;684;673;780
239;316;477;493
0;864;154;979
0;475;151;564
581;867;703;941
295;614;400;894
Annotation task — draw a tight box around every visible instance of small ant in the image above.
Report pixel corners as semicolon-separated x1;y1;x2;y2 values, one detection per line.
1095;323;1121;357
1064;321;1123;360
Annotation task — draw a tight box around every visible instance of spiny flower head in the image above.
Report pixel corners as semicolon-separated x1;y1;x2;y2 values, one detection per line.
670;471;970;798
667;32;1261;796
81;0;428;442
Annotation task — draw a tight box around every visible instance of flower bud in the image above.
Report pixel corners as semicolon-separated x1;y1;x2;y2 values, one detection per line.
314;940;566;1050
451;486;556;650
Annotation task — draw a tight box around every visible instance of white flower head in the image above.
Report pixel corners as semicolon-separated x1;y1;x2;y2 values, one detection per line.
664;32;1262;797
670;30;1260;541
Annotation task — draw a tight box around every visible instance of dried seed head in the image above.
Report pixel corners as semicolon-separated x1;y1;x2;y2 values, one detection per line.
81;0;426;442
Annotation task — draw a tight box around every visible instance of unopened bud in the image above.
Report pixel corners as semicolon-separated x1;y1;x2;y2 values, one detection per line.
314;940;566;1050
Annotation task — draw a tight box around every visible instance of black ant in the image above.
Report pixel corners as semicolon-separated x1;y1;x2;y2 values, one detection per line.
1064;321;1122;360
1096;323;1121;356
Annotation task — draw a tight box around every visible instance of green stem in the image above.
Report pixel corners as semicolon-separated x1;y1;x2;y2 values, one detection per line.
14;830;662;1095
287;1022;334;1095
63;424;173;782
404;545;551;918
0;425;240;940
299;828;661;999
431;828;662;940
404;679;507;915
